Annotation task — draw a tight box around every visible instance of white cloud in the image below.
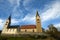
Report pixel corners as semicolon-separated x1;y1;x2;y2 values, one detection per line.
8;0;20;6
23;0;34;11
23;0;60;22
7;0;60;25
11;19;22;25
11;19;19;24
12;0;20;14
22;0;60;24
54;23;60;27
23;0;32;5
0;19;4;30
7;0;15;5
41;1;60;22
11;13;36;25
54;23;60;31
7;0;22;17
23;0;32;7
0;19;4;26
22;14;35;22
21;10;37;24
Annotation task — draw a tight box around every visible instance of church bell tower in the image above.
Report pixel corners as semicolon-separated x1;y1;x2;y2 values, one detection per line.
1;14;11;34
36;11;42;33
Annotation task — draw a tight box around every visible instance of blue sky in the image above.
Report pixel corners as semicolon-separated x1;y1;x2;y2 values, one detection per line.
0;0;60;31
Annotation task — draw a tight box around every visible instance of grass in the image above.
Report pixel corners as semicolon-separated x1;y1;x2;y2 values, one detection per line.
0;35;57;40
0;32;60;40
0;36;37;40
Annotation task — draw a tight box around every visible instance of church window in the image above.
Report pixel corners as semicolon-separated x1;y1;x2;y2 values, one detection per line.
18;28;20;31
5;23;7;25
25;30;27;32
33;29;34;32
37;19;39;21
37;19;40;23
5;22;8;25
9;29;11;32
6;22;8;23
12;29;14;32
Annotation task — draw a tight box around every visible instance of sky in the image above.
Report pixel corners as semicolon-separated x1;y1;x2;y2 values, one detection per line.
0;0;60;31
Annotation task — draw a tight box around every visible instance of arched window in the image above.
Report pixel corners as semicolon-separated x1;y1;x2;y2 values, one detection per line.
13;29;14;31
5;23;7;25
9;29;10;31
33;29;34;32
37;19;39;21
25;30;27;32
6;22;8;23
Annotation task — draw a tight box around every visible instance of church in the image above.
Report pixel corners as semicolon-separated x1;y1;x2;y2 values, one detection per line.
1;11;42;35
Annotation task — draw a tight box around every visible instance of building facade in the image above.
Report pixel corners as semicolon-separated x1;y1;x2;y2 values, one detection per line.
1;11;42;35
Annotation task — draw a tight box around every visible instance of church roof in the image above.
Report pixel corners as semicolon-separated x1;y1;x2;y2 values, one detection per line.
20;25;36;29
7;25;19;28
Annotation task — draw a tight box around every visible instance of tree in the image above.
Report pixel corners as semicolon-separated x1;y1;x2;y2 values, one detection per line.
42;28;45;32
48;24;58;33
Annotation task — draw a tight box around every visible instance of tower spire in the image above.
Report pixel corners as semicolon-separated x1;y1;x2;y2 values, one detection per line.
36;11;42;33
36;11;39;17
8;14;11;25
8;14;11;20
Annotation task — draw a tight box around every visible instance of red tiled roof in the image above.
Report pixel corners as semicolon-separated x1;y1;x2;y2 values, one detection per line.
20;25;36;29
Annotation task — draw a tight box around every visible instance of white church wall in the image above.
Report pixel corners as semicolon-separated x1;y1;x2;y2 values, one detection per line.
20;29;37;32
2;28;18;34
